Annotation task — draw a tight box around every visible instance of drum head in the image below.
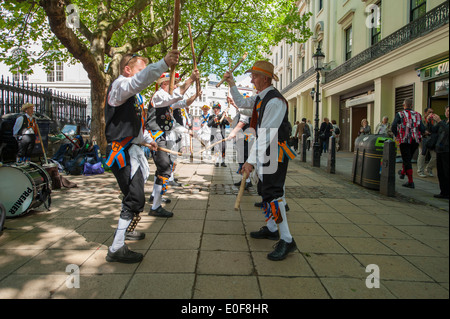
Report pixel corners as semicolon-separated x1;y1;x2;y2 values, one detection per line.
0;166;34;218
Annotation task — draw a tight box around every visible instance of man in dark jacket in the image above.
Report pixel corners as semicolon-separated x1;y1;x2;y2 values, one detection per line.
430;106;449;199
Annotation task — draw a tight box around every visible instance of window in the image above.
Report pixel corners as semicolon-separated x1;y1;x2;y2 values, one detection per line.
318;0;323;11
280;46;283;60
345;26;352;61
47;62;64;82
410;0;426;22
13;68;29;82
301;56;305;74
371;1;382;45
280;74;283;91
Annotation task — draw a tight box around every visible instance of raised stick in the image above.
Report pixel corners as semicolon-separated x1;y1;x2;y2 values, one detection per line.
234;171;249;211
216;52;248;88
169;0;181;94
187;22;200;95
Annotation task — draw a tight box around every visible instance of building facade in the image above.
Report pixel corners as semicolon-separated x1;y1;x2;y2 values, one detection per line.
272;0;449;151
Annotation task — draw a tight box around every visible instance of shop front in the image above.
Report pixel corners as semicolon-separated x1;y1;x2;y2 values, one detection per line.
419;58;449;117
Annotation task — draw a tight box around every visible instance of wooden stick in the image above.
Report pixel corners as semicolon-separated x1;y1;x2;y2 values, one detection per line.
196;138;226;154
142;143;182;156
158;146;182;157
169;0;181;95
216;52;248;88
187;22;200;95
35;122;48;165
234;171;249;211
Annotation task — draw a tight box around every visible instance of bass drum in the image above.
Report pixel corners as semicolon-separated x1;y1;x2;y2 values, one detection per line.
0;162;52;218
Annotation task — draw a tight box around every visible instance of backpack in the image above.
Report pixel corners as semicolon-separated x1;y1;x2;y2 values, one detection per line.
65;154;85;175
303;124;311;137
334;127;341;135
83;162;104;175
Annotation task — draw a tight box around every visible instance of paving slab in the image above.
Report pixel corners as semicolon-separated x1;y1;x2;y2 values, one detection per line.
0;147;448;302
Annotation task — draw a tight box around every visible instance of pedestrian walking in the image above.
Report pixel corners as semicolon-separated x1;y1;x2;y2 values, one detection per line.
417;107;437;178
391;98;425;189
319;117;333;153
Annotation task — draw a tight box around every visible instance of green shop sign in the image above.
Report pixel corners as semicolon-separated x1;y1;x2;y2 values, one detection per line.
419;59;449;82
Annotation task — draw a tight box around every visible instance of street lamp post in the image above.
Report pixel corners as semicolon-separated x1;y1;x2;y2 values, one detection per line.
312;44;325;168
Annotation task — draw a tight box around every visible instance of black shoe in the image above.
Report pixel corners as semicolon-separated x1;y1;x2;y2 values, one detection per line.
254;202;263;208
149;196;172;204
250;226;280;240
106;245;143;263
245;181;252;189
234;180;242;187
267;239;297;261
125;230;145;241
433;194;449;199
285;204;290;212
169;180;182;187
398;170;405;180
221;162;227;167
402;182;415;189
215;163;219;167
149;205;174;218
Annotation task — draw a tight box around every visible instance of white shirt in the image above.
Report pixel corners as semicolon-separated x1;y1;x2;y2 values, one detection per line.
230;85;286;167
13;113;35;136
107;58;169;145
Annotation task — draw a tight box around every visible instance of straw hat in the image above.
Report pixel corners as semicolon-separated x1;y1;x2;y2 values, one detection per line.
245;61;279;81
21;103;35;112
201;105;210;111
156;72;180;85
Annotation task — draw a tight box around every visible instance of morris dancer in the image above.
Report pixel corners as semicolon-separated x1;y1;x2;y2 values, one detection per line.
224;61;297;261
146;70;200;218
13;103;37;163
105;51;178;263
198;105;212;159
208;103;232;167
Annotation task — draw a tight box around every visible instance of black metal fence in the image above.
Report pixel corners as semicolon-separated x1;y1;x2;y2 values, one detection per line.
0;76;88;129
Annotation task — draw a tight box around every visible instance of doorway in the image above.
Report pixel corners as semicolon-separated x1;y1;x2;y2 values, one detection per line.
351;106;367;151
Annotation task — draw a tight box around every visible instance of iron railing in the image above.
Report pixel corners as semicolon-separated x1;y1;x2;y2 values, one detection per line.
0;76;87;127
325;1;449;83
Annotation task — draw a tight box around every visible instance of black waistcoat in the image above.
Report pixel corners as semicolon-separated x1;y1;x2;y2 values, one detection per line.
257;89;291;143
104;86;142;143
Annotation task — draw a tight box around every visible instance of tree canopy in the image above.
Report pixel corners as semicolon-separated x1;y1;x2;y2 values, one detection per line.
0;0;312;149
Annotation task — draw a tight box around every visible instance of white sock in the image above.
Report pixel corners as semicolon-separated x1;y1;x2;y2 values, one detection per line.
266;218;278;233
110;218;131;252
152;184;163;210
169;172;174;182
277;201;292;243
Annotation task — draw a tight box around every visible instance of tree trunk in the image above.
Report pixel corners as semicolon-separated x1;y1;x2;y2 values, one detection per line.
90;79;109;155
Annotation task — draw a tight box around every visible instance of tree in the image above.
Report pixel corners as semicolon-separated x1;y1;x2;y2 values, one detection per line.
0;0;312;153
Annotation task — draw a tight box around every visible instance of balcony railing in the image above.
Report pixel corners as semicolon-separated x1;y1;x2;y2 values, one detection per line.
325;1;449;84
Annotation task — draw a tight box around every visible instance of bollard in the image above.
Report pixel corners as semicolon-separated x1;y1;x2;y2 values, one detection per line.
301;134;307;162
380;139;396;197
327;136;336;174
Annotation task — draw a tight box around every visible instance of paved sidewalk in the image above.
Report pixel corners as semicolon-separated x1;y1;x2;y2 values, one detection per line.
0;147;448;300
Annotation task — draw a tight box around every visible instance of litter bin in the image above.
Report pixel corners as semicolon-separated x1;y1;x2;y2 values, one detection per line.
352;134;394;190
